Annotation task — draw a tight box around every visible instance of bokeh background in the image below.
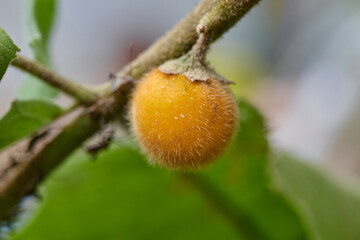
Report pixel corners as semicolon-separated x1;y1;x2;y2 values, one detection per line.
1;0;360;239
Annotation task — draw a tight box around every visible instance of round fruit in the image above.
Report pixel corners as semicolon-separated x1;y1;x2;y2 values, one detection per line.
130;68;238;170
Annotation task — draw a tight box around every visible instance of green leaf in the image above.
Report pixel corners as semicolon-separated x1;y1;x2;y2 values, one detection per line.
0;100;62;150
0;27;20;81
199;100;309;240
10;148;242;240
23;0;56;65
33;0;57;46
18;0;58;100
9;100;308;240
271;155;360;240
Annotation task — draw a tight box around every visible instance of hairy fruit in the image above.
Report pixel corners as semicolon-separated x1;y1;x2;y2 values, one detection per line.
130;68;238;170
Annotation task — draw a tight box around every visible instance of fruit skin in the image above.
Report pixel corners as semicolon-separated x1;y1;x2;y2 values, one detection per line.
130;68;238;170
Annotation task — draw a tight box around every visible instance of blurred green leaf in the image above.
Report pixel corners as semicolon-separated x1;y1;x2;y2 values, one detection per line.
9;99;308;240
208;48;267;98
18;0;58;100
10;148;241;240
0;100;62;150
32;0;57;46
271;155;360;240
0;27;20;81
199;100;309;240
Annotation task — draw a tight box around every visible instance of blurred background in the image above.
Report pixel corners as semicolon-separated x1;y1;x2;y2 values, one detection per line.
1;0;360;239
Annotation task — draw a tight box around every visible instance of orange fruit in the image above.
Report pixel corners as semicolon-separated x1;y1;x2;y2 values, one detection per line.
130;68;238;170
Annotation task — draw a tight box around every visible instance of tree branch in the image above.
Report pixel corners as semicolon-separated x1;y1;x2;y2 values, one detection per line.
115;0;219;81
197;0;261;37
0;0;261;222
11;55;99;105
0;80;133;220
115;0;261;82
0;107;99;219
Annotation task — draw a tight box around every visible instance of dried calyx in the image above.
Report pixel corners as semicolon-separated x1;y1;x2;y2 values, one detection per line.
159;31;233;84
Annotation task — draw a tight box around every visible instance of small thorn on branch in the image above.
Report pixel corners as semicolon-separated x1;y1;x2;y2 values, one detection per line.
85;126;115;159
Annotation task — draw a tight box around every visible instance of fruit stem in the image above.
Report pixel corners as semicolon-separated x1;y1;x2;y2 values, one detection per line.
187;32;211;63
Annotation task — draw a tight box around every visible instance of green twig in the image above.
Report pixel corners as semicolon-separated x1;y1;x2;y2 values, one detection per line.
11;55;99;105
